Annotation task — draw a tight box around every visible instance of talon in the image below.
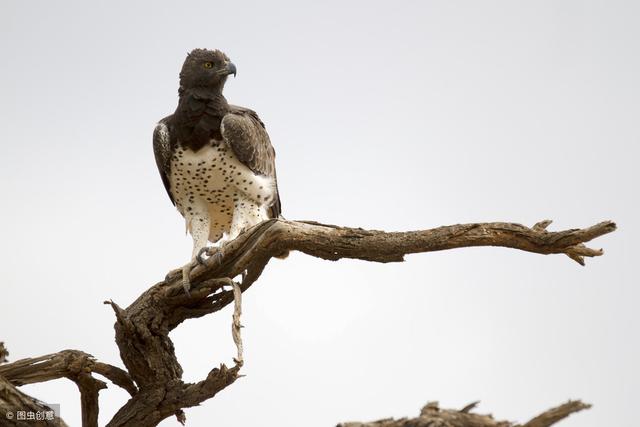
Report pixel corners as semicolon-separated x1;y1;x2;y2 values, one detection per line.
196;247;211;265
211;246;226;265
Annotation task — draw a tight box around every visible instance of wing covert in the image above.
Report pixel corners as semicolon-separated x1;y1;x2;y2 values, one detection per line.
221;106;281;217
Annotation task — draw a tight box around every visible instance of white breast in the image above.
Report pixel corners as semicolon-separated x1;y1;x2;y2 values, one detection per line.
168;141;276;242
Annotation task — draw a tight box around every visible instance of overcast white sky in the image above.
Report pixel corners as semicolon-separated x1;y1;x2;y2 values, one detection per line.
1;1;638;426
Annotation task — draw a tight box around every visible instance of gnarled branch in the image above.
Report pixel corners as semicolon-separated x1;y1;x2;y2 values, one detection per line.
0;350;137;427
179;218;616;297
338;400;591;427
0;344;69;427
0;218;616;426
0;350;136;397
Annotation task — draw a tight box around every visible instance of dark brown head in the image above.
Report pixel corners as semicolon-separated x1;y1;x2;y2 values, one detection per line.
179;48;237;92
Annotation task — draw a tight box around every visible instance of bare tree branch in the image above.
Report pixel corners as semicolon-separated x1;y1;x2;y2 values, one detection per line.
521;400;592;427
0;344;69;427
181;219;616;286
338;400;591;427
73;373;104;427
0;350;138;427
0;218;615;426
0;350;136;397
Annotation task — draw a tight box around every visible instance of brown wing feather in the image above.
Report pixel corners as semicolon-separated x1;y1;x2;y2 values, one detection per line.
152;116;176;205
221;106;281;218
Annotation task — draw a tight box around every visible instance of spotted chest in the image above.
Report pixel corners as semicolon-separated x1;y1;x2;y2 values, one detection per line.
168;140;276;242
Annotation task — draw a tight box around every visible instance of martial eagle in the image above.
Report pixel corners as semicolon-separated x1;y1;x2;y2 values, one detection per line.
153;48;282;291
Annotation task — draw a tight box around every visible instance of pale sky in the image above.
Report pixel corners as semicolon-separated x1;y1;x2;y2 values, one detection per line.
1;1;638;426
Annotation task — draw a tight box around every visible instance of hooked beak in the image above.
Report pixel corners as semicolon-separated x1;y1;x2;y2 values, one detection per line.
224;62;237;77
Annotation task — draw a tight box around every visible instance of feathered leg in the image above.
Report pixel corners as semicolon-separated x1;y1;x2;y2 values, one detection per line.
181;209;211;294
228;197;269;240
197;197;269;267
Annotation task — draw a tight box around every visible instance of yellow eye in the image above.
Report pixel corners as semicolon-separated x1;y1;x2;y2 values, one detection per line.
203;62;213;69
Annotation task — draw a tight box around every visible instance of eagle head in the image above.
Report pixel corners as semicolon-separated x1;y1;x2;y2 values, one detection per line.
179;48;237;91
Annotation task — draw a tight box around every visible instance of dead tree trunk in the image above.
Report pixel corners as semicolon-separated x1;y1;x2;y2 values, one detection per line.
0;219;616;426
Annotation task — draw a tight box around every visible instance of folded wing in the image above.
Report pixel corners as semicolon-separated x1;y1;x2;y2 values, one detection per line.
221;106;282;218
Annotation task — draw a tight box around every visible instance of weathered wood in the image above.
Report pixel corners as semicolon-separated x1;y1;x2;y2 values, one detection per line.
522;400;592;427
0;344;69;427
0;350;135;397
338;400;591;427
0;349;138;427
0;343;7;365
0;218;616;426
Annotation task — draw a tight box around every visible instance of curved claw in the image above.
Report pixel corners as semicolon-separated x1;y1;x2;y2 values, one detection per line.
210;247;225;265
196;246;226;265
196;247;211;265
200;245;225;265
